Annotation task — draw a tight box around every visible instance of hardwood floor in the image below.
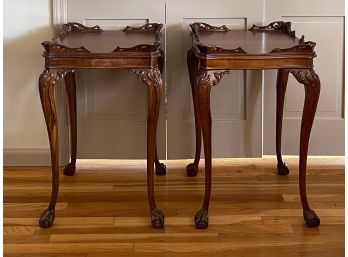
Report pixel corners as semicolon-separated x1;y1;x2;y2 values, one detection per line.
4;157;344;257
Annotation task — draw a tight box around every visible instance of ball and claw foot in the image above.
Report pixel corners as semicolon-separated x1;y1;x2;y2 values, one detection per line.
63;162;76;176
155;163;166;176
277;162;289;176
151;208;165;228
39;208;55;228
303;209;320;227
194;208;208;229
186;163;198;177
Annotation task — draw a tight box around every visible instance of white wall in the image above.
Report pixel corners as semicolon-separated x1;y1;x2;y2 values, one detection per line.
4;0;53;164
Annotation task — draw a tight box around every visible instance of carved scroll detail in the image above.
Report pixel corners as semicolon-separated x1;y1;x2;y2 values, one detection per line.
198;70;230;87
58;22;103;40
189;22;245;55
249;21;295;37
287;69;320;86
269;43;316;54
197;44;247;54
129;69;162;86
268;33;316;55
298;35;316;46
123;23;163;42
42;41;90;54
123;23;162;32
190;22;230;33
112;43;161;53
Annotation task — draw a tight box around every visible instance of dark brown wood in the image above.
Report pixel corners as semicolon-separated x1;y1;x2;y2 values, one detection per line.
154;49;166;176
289;68;321;227
186;48;201;177
276;69;290;176
38;68;68;228
63;70;77;176
131;68;165;228
190;21;316;69
249;21;295;37
187;21;321;228
39;22;165;228
195;69;229;229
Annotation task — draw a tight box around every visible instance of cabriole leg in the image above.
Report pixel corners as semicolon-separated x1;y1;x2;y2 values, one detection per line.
63;70;77;176
186;47;201;177
38;69;66;228
290;68;321;227
194;69;229;229
154;50;167;176
276;69;290;175
132;68;165;228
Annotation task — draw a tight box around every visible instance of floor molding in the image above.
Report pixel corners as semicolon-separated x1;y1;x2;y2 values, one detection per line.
4;148;50;166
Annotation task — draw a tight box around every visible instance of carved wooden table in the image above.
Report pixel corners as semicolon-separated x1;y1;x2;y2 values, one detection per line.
39;22;166;228
186;22;321;229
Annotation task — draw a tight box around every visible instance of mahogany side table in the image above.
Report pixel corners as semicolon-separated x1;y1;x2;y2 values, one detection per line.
39;22;166;228
186;22;321;229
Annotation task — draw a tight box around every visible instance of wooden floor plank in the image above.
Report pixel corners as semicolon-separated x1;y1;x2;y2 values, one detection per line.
4;157;344;257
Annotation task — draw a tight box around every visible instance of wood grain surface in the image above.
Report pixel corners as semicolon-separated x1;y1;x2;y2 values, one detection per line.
4;157;344;257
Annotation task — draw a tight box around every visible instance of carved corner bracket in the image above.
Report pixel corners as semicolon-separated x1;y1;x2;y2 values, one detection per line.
42;41;90;54
196;44;247;55
197;70;230;87
123;23;163;42
190;22;230;33
45;22;103;53
190;22;230;42
57;22;103;40
112;42;161;53
249;21;295;38
269;36;316;55
299;35;316;48
189;22;246;55
129;69;162;86
123;23;163;32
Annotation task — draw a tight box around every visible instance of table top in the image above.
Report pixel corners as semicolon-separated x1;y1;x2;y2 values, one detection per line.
42;22;162;57
190;21;316;57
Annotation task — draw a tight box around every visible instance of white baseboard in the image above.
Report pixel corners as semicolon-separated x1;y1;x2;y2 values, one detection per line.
4;148;51;166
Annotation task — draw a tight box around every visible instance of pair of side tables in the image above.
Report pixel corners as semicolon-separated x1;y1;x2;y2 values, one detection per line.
38;21;320;229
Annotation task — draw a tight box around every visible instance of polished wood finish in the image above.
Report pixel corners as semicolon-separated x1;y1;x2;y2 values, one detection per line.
4;157;344;257
39;22;166;229
63;70;77;176
186;48;201;177
276;69;290;176
187;21;321;228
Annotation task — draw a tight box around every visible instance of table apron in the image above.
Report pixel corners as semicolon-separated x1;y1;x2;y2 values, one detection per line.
200;57;313;70
45;57;159;69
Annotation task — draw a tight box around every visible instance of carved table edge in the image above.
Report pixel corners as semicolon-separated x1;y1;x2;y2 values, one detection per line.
43;22;163;57
189;21;317;56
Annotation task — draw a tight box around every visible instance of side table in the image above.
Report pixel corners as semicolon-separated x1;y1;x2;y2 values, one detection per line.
39;22;166;228
186;22;321;229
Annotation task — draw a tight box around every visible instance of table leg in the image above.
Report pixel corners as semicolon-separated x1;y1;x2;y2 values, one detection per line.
134;68;165;228
155;148;166;176
289;68;321;227
154;52;167;176
276;69;290;175
63;70;77;176
186;47;201;177
38;69;66;228
194;69;229;229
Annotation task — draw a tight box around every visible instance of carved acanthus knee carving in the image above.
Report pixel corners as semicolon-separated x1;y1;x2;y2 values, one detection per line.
288;68;320;89
129;68;162;87
39;69;69;129
197;70;229;88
